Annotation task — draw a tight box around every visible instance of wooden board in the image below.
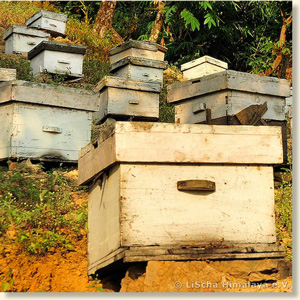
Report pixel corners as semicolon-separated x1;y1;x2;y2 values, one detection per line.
94;76;161;93
78;122;283;185
0;80;99;111
119;164;276;246
0;68;17;81
167;70;291;103
88;165;122;275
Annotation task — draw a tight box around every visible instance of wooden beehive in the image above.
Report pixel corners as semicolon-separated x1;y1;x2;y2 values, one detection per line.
181;56;228;79
93;76;161;124
167;70;291;162
109;57;167;83
0;68;16;82
0;80;99;162
3;25;50;55
28;41;86;78
25;10;67;37
78;121;284;275
109;40;167;65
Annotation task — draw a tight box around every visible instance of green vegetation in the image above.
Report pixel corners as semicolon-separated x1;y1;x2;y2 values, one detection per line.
0;162;87;255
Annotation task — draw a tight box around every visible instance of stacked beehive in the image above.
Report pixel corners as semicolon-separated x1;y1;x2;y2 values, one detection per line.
168;56;291;163
0;11;98;162
93;40;168;123
78;44;286;276
3;10;86;78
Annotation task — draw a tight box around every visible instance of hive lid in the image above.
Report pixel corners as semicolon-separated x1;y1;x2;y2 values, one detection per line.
167;70;291;103
78;121;283;185
0;68;17;82
25;10;68;26
3;25;50;40
28;41;86;59
109;56;168;72
0;80;99;111
109;40;167;56
181;56;228;72
94;76;161;93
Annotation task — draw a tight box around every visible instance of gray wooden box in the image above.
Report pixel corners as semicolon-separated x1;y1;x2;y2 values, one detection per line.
181;56;228;80
167;70;291;162
25;10;67;37
93;76;161;124
78;121;283;275
0;68;16;82
109;40;167;65
109;57;167;83
3;25;50;55
0;80;99;162
28;41;86;78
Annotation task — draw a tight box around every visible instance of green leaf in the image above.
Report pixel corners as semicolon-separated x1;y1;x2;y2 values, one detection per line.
2;282;9;292
180;9;200;31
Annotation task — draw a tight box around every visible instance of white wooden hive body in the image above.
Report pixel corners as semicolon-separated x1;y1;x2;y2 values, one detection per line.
167;70;291;124
93;76;161;124
25;10;67;37
77;121;284;274
0;80;99;162
3;25;50;55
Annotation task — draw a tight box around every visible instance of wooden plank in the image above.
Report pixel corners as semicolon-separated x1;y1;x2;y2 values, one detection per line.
128;243;285;253
78;136;116;185
124;252;285;263
88;165;122;273
119;164;276;247
236;101;268;125
94;75;161;93
167;70;291;102
109;40;167;56
109;57;167;72
177;179;216;191
0;80;99;111
0;68;16;81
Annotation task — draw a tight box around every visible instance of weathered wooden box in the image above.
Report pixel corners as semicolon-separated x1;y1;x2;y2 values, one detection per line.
93;76;161;124
181;56;228;80
168;70;291;162
3;25;50;55
28;41;86;78
109;40;167;65
109;57;167;83
0;68;16;82
25;10;67;37
77;122;283;275
0;80;99;162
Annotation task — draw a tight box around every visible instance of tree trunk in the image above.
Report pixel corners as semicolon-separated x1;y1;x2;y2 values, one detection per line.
149;2;165;43
265;13;292;76
93;0;124;44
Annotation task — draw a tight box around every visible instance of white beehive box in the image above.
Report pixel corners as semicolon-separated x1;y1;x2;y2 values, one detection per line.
3;25;50;55
181;56;228;79
167;70;290;162
28;41;86;78
0;80;99;162
109;57;167;83
0;68;16;82
93;76;161;124
109;40;167;65
167;70;290;124
25;10;67;37
78;122;283;274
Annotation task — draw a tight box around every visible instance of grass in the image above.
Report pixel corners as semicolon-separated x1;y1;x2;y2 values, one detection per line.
0;161;88;255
